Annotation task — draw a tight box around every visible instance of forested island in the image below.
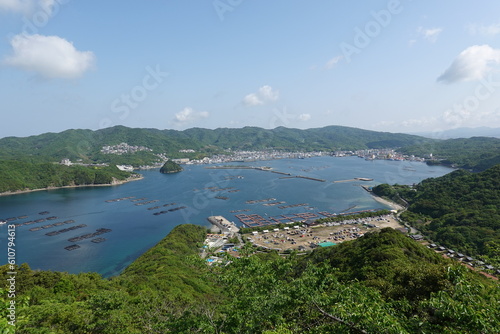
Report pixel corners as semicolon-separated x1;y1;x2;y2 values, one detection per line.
159;160;183;174
2;224;498;333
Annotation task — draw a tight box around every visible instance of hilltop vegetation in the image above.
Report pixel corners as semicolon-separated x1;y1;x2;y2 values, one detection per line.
0;161;132;193
2;125;500;171
2;225;498;333
400;136;500;171
0;125;431;163
159;160;183;174
374;164;500;266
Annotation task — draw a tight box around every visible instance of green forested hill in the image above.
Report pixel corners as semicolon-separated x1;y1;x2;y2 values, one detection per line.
0;125;431;162
400;136;500;171
3;125;500;170
0;161;131;193
159;160;183;173
2;225;498;333
375;164;500;265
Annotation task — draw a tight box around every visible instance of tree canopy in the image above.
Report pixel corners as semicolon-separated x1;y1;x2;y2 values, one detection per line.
2;225;498;333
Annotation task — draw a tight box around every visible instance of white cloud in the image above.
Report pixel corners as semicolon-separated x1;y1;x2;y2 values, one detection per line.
298;113;311;121
0;0;31;13
173;107;209;125
325;55;343;69
3;34;95;79
437;45;500;84
467;22;500;36
242;85;279;106
417;27;443;43
259;85;279;101
0;0;55;15
243;93;262;106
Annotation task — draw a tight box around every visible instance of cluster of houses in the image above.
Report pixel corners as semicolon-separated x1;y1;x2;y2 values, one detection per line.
100;143;153;155
411;236;499;275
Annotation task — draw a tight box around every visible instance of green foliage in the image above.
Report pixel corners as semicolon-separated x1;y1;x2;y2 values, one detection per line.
372;184;414;206
119;224;216;301
2;225;499;333
396;164;500;259
0;161;131;193
400;136;500;171
0;125;433;163
305;228;452;301
159;160;183;174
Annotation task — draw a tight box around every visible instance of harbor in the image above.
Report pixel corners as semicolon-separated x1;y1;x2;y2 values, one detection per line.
234;209;381;228
0;156;453;276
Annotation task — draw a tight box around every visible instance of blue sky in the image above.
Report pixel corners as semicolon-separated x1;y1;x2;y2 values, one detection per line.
1;0;500;137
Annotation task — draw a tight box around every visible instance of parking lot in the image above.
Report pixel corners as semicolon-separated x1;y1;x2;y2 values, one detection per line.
247;214;405;252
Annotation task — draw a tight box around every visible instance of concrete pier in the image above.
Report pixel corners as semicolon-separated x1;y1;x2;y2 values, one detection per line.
207;216;239;236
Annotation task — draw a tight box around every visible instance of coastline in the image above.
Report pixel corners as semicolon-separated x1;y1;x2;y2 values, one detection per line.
361;186;405;211
370;194;405;211
0;175;144;197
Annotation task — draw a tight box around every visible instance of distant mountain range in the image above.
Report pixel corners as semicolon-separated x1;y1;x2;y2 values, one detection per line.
0;125;431;161
409;127;500;139
1;125;499;171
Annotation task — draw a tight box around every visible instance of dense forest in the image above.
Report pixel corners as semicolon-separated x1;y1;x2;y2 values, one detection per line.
373;164;500;266
2;126;499;170
1;224;499;333
0;125;432;163
0;161;132;193
400;136;500;171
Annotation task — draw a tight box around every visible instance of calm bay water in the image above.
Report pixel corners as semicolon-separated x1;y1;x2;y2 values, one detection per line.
0;156;452;277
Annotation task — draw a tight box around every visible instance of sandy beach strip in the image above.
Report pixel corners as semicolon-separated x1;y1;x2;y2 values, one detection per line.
370;194;405;211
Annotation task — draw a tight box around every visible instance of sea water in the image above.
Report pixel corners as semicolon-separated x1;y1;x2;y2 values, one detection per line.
0;156;452;277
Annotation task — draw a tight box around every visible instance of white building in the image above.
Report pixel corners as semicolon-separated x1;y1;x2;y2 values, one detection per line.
60;158;72;166
116;165;134;172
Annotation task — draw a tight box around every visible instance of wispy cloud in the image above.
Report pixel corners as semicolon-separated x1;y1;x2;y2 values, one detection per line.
417;27;443;43
325;55;343;69
3;34;95;79
467;22;500;36
242;85;279;106
298;113;311;121
437;45;500;84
